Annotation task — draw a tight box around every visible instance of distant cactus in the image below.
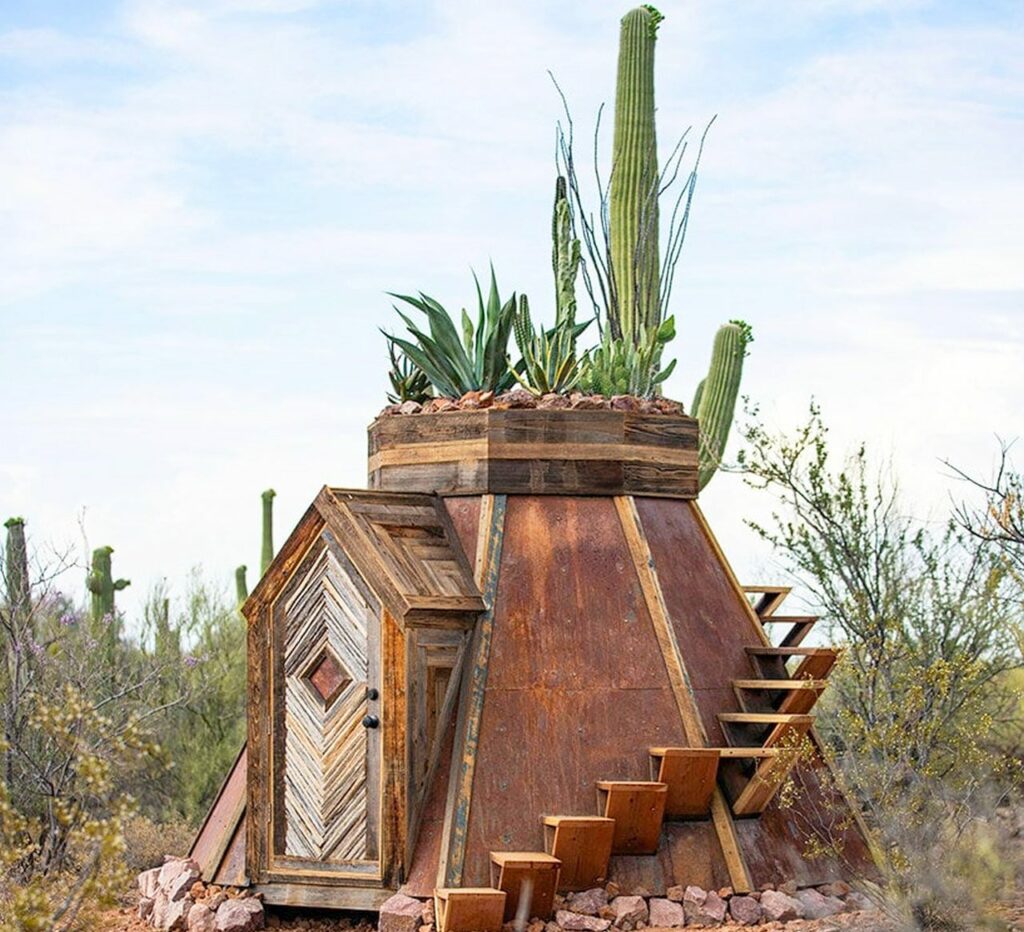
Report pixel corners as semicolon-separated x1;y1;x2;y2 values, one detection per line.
552;176;580;331
236;565;249;605
261;489;276;576
610;5;663;345
692;321;752;490
4;517;29;619
87;545;130;625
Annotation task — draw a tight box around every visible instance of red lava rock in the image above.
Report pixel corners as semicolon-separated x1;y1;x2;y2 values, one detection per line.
538;393;571;409
397;400;422;415
495;389;538;409
610;394;642;412
379;404;403;417
569;393;609;409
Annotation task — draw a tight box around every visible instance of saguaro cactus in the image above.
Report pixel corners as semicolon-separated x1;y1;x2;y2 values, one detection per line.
552;176;580;330
4;517;29;619
261;489;276;576
236;565;249;605
610;5;663;344
87;545;130;625
692;321;752;490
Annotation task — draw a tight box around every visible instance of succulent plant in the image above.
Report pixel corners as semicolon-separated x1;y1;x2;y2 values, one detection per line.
580;317;677;397
384;267;520;397
261;489;275;576
236;565;249;605
87;545;130;625
512;295;588;396
692;320;753;490
386;342;432;405
552;176;581;330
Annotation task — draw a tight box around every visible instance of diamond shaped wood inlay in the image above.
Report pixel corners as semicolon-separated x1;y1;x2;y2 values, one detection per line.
306;650;351;707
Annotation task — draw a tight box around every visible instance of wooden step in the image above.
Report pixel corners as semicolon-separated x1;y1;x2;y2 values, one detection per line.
649;746;781;760
792;648;839;681
595;781;667;855
434;888;506;932
647;749;719;819
542;817;614;892
732;679;827;716
489;852;561;922
742;585;791;618
761;615;818;648
718;712;815;749
730;716;815;817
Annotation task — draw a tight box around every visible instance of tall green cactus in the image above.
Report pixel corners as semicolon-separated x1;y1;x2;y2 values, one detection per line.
87;545;130;624
610;5;663;345
552;176;580;330
4;517;29;620
236;565;249;605
260;489;276;576
692;321;752;490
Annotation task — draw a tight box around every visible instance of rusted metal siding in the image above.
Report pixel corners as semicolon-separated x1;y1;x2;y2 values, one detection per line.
459;496;687;887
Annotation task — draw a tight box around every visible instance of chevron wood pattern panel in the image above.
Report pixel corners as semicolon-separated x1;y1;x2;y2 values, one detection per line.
283;541;374;863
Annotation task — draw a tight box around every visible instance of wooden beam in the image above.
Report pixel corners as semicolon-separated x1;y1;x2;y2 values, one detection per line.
437;496;508;888
614;496;753;893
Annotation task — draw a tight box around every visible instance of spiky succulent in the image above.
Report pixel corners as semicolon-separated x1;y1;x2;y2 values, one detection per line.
580;317;677;397
385;267;520;397
386;342;432;404
512;295;588;396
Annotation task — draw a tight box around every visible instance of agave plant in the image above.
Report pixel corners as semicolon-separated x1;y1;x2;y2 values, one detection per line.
386;342;432;404
384;267;520;397
512;295;589;396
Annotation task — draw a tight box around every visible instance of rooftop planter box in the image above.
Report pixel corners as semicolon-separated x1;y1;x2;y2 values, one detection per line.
368;408;700;499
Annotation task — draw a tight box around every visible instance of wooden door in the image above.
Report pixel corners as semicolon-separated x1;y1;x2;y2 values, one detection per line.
273;533;382;879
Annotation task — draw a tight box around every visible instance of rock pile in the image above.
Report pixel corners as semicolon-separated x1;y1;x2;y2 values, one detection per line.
137;858;265;931
380;880;874;931
378;390;686;419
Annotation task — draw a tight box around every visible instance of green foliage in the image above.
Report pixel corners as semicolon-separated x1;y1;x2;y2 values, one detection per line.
692;320;753;490
386;341;432;405
260;489;275;577
385;267;520;397
738;404;1024;926
86;546;129;627
579;318;676;397
609;6;661;345
512;295;587;396
235;565;248;606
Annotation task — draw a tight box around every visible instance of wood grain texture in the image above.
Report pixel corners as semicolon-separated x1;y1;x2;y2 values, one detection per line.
434;888;506;932
542;817;615;892
368;410;699;498
191;744;247;882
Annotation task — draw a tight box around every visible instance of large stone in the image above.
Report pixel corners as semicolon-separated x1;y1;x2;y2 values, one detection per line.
187;902;217;932
555;910;611;931
159;895;193;931
159;858;201;903
565;889;607;917
728;895;763;926
379;893;425;932
648;897;685;928
682;886;726;926
139;867;163;899
759;890;806;923
665;885;684;903
609;895;647;927
817;881;852;898
138;896;155;922
796;888;844;920
214;898;264;932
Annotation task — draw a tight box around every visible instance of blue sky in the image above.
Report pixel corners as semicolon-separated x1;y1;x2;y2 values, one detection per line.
2;0;1022;622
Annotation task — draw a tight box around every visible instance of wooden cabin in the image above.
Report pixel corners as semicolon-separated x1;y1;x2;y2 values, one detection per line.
192;408;876;916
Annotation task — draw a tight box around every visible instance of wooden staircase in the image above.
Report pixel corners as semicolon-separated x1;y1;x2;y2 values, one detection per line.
433;584;839;932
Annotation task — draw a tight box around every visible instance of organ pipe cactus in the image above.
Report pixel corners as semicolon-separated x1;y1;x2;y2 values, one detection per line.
552;176;580;331
261;489;276;576
692;321;753;490
87;546;130;625
4;517;30;620
609;5;663;345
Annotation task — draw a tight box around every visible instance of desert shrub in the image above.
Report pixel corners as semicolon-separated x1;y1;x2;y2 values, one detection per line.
122;814;195;875
740;403;1024;929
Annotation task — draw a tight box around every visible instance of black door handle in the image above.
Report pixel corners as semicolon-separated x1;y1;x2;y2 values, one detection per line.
362;714;380;729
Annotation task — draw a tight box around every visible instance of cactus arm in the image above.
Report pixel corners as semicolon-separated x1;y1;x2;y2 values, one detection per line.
610;6;661;345
236;565;249;605
114;578;130;591
260;489;276;576
552;176;580;332
691;377;705;416
694;321;751;491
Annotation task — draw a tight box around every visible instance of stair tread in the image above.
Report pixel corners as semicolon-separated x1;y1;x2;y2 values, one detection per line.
745;646;835;656
596;780;667;790
543;815;614;826
435;888;506;895
761;615;818;623
733;678;827;690
650;746;780;759
490;851;560;864
719;712;815;723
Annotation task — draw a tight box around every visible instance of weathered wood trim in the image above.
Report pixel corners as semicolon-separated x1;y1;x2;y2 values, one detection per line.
256;882;394;910
437;495;508;888
381;608;408;888
615;496;753;894
369;410;699;498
